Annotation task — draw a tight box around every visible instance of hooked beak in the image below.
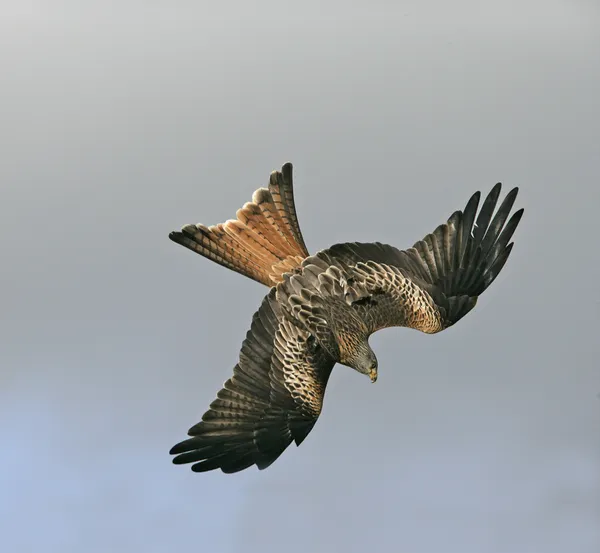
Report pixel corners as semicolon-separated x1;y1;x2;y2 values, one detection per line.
369;367;378;383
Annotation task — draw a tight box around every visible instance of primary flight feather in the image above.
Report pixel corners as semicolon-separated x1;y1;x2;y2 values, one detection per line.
168;162;524;473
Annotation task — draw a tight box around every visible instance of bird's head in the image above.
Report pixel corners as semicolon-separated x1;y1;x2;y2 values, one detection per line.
341;340;378;383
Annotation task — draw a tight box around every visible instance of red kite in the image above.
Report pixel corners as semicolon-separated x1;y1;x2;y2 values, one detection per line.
169;163;523;473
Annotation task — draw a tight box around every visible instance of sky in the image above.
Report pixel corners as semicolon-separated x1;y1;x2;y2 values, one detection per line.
1;2;599;552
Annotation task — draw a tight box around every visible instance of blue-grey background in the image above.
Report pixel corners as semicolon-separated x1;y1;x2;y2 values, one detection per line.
1;2;599;552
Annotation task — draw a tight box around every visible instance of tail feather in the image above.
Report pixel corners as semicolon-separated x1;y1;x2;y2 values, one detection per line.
247;189;302;257
170;163;309;286
268;163;308;254
178;222;270;284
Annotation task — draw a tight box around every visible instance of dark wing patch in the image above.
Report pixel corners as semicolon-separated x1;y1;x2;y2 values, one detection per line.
319;184;523;328
170;288;335;473
349;261;444;334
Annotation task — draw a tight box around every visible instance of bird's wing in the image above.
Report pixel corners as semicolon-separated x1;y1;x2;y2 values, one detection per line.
170;288;335;473
318;183;523;329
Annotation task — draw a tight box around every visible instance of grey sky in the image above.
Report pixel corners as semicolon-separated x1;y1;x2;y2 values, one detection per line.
1;2;599;552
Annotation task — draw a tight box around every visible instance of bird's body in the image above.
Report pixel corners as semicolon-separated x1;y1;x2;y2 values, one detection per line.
169;163;524;473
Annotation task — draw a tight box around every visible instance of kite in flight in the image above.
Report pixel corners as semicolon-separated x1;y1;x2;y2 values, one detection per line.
169;163;524;473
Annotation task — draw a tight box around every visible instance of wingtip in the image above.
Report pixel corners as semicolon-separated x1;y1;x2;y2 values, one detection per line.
464;190;481;215
169;442;185;456
169;436;197;456
505;186;519;201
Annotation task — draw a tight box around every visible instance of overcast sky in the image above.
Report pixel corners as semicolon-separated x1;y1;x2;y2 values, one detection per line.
1;2;599;553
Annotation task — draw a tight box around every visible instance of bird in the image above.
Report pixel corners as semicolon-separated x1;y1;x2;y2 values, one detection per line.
168;162;524;473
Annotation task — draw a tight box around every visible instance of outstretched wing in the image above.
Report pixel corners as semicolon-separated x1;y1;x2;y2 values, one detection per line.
170;288;335;473
318;183;523;330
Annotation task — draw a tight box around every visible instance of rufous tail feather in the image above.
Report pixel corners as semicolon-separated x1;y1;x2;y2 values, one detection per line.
169;162;309;286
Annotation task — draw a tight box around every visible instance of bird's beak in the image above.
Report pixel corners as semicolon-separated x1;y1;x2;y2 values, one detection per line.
369;367;378;383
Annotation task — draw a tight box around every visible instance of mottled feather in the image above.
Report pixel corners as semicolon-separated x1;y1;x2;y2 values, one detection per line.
170;288;335;473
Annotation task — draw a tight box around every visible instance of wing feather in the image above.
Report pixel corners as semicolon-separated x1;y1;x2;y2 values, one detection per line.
317;183;523;329
170;288;335;473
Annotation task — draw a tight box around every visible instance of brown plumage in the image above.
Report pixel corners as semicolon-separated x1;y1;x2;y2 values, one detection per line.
168;162;524;473
170;163;308;286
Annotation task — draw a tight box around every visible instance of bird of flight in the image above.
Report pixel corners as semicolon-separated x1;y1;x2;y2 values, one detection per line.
169;163;523;473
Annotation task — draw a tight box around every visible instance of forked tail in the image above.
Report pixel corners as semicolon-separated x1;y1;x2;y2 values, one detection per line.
169;163;309;286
